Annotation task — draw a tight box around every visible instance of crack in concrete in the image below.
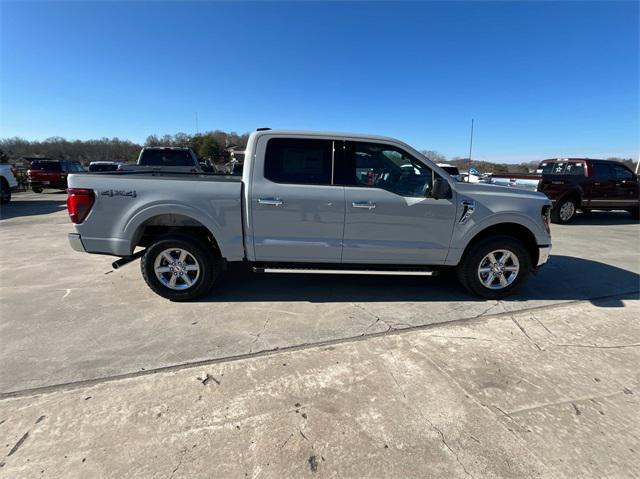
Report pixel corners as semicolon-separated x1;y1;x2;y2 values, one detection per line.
7;431;29;457
168;448;186;479
249;317;272;353
511;317;543;351
553;343;640;349
385;352;473;478
506;391;626;416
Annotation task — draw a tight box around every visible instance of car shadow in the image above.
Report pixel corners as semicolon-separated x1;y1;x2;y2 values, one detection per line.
567;211;638;226
0;194;67;220
198;255;639;306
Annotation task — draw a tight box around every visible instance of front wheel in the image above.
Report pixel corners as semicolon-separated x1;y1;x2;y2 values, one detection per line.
32;186;43;193
457;236;531;299
140;234;221;301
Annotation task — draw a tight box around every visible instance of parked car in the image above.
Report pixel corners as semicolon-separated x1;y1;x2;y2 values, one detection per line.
0;164;18;203
27;159;84;193
119;147;202;173
65;129;552;301
460;167;484;183
437;163;461;181
488;158;639;223
89;161;127;172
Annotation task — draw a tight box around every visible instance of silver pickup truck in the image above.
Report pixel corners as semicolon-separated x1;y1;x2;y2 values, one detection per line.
66;129;552;301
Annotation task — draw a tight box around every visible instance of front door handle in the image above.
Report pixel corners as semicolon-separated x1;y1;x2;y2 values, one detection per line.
352;201;376;210
258;198;283;206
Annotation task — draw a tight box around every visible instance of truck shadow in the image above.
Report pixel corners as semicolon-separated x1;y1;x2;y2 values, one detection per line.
566;211;638;226
201;255;639;307
0;194;67;220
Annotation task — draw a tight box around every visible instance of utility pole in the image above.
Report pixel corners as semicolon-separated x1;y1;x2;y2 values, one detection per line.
195;112;199;135
468;118;474;182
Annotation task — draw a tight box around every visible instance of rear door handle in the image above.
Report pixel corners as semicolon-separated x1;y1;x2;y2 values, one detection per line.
352;201;376;210
258;198;283;206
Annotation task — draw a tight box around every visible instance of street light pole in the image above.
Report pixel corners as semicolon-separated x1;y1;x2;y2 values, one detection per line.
468;118;474;182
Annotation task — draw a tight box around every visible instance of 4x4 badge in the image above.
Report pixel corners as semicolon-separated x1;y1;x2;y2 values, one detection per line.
101;189;137;198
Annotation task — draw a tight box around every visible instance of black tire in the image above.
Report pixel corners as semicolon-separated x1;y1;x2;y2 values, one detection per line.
457;235;531;299
551;197;577;224
0;178;11;204
140;234;221;301
32;186;43;193
629;207;640;220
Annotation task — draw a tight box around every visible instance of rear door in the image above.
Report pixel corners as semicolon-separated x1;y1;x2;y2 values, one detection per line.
250;137;345;262
338;140;456;265
588;162;617;208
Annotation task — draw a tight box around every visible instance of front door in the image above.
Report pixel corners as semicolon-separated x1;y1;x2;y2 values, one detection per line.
338;141;456;265
610;163;639;208
250;137;345;262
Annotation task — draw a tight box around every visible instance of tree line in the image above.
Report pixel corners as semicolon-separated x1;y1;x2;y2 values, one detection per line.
0;130;250;165
0;134;635;173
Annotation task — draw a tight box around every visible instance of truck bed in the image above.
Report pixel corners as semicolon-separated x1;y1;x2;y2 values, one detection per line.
67;171;245;259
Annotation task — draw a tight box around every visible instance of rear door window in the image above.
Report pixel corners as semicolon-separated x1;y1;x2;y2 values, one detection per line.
139;149;195;167
264;138;333;185
593;163;612;180
564;162;586;176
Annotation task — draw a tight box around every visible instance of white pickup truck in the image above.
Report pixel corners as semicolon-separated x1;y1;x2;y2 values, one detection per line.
0;164;18;203
66;129;552;301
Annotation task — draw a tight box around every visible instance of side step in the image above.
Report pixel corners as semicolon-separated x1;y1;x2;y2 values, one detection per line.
252;266;437;276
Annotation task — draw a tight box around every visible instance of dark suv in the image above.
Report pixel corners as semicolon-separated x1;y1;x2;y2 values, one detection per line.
27;159;85;193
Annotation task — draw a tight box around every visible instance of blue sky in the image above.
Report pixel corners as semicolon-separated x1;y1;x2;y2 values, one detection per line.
1;1;638;162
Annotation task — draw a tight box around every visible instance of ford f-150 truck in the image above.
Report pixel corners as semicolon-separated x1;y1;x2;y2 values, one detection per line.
66;129;552;301
488;158;639;223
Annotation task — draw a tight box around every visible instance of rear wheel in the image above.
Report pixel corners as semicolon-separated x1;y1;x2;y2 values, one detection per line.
457;236;531;299
551;197;577;224
141;234;221;301
0;178;11;203
32;186;43;193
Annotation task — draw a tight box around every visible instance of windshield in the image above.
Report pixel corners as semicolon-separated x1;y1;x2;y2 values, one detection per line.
30;161;61;171
139;149;194;167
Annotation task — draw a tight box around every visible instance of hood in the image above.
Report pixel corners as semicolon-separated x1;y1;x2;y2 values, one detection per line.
454;181;550;203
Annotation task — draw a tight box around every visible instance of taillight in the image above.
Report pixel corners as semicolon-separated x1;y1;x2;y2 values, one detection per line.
117;164;124;171
67;188;95;224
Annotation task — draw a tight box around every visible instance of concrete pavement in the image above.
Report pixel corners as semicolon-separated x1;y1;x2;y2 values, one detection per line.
1;297;638;478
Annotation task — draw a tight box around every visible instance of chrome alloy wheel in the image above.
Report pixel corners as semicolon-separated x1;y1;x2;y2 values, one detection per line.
477;249;520;290
559;200;576;222
154;248;200;290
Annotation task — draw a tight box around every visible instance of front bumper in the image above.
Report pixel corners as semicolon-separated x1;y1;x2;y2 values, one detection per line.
537;245;552;267
68;233;86;253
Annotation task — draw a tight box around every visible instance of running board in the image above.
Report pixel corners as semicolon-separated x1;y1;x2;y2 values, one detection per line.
253;267;437;276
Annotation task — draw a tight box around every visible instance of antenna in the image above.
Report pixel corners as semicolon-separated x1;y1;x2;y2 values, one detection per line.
467;118;474;182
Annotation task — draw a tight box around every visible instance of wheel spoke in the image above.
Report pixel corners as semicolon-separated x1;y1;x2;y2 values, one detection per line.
499;251;511;265
503;266;519;272
162;252;175;264
478;267;492;273
482;272;495;287
156;266;171;273
185;264;199;271
498;274;509;287
178;250;187;263
169;275;177;287
181;275;193;287
487;252;498;264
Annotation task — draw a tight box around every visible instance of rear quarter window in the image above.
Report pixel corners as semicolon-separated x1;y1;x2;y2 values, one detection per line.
264;138;332;185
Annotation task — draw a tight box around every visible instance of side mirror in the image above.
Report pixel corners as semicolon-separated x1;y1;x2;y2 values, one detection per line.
432;177;451;200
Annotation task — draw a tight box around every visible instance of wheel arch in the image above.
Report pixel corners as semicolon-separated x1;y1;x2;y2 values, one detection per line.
460;222;539;268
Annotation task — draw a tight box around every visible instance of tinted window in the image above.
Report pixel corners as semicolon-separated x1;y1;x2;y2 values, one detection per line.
538;161;556;174
612;164;634;180
30;161;61;171
89;163;118;172
563;162;586;176
264;138;332;185
440;166;460;176
139;149;195;167
593;163;612;180
339;141;434;197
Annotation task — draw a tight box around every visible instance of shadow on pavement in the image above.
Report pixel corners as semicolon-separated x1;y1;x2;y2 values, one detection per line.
201;255;639;306
0;194;67;220
567;211;639;226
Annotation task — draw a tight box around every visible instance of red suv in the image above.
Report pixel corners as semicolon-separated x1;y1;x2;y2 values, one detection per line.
27;159;85;193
